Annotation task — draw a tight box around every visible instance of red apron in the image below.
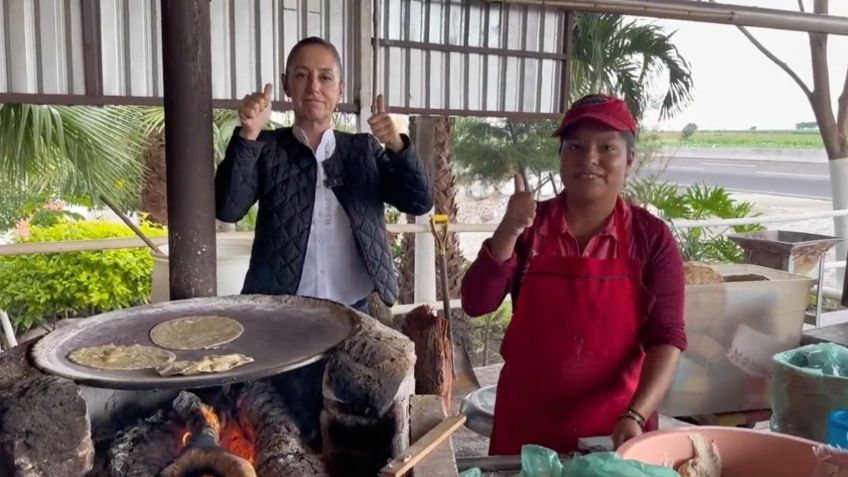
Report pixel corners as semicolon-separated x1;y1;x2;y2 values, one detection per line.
489;202;656;455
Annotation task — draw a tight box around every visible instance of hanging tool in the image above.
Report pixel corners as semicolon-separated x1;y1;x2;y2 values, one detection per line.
99;194;164;255
430;214;481;395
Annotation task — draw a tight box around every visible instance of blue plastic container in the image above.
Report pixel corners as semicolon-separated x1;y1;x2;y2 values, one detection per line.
828;409;848;449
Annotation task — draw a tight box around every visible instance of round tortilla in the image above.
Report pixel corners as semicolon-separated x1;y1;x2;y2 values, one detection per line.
149;315;244;351
68;343;176;370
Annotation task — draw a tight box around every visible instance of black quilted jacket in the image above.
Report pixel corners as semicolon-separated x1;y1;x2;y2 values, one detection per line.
215;127;433;305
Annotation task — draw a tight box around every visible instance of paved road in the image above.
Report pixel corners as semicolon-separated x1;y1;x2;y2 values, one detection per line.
639;153;832;200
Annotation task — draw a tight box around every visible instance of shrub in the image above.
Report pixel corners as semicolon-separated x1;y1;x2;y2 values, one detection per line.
681;123;698;139
626;180;763;263
0;218;166;332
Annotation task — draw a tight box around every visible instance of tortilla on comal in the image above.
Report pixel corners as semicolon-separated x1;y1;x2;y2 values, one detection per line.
68;343;176;370
149;315;244;351
155;353;254;377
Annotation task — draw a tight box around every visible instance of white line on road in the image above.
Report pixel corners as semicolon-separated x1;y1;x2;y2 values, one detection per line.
672;183;829;201
665;166;705;172
699;162;756;168
754;171;829;180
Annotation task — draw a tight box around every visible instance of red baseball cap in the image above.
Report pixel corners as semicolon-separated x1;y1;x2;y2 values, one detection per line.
552;94;638;138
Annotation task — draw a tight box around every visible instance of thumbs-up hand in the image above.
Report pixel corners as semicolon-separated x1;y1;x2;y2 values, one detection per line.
501;174;536;237
367;94;404;153
238;83;273;140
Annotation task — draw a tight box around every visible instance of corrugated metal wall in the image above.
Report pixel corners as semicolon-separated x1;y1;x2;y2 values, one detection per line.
379;0;567;117
0;0;568;117
2;0;359;108
1;0;86;95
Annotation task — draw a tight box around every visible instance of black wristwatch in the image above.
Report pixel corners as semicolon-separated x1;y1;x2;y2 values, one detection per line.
619;408;647;429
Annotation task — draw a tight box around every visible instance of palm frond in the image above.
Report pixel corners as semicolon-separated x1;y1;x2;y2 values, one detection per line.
0;104;146;208
571;13;694;119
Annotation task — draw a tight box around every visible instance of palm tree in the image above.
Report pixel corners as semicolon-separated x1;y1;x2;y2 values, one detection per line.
137;108;243;225
571;12;694;119
0;104;146;221
0;104;247;230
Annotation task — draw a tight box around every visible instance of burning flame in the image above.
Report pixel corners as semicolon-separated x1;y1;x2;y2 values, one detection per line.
220;420;256;465
178;403;256;466
200;405;221;433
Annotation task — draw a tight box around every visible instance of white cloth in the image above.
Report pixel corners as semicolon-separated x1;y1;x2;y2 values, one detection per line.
293;126;374;305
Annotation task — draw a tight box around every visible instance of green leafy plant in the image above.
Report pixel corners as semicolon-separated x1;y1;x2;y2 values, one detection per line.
570;13;693;120
384;206;404;274
628;180;764;263
454;118;562;197
235;205;259;232
0;104;146;211
470;303;513;366
0;218;167;332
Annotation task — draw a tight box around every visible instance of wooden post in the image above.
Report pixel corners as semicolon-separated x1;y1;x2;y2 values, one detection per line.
160;0;217;300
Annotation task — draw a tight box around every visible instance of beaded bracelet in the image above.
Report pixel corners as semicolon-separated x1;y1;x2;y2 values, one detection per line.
619;408;647;429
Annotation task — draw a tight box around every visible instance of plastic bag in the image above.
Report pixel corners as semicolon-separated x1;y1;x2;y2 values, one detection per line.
458;468;482;477
770;343;848;442
521;445;678;477
521;445;564;476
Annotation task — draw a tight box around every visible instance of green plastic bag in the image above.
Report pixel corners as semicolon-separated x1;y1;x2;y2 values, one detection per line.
520;445;678;477
521;445;564;476
459;468;482;477
770;343;848;442
560;452;679;477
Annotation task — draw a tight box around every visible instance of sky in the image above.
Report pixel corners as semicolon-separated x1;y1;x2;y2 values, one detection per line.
635;0;848;131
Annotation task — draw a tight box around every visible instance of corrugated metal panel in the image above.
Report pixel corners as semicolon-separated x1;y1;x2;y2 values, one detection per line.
0;0;568;118
379;0;568;118
1;0;359;109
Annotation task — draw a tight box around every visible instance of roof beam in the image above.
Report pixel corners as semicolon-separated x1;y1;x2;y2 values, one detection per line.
490;0;848;36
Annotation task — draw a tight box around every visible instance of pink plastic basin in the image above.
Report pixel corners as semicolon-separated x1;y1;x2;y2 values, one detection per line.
617;426;822;477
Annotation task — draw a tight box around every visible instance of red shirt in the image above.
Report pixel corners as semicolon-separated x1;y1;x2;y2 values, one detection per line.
461;194;687;351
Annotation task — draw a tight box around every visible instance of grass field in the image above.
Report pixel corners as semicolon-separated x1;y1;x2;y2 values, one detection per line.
654;130;824;149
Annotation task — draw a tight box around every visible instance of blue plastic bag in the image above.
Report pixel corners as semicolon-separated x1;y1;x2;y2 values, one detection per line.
521;445;678;477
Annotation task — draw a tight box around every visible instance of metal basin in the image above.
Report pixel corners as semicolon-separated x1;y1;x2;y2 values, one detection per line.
460;385;497;437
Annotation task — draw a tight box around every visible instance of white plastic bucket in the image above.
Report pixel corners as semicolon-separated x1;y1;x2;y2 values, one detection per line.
150;236;253;303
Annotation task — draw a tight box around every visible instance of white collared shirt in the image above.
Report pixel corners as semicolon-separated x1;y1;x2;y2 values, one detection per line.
292;126;374;305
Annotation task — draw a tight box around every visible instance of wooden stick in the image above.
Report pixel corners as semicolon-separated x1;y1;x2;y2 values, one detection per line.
0;310;17;348
99;194;164;254
378;415;467;477
0;236;169;256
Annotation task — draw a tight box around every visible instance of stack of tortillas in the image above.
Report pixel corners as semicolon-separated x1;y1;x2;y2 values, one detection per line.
684;262;724;286
66;315;253;376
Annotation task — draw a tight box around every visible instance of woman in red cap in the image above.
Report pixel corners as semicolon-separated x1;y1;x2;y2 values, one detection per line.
461;94;686;454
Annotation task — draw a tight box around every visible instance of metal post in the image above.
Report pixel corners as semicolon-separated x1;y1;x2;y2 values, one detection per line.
160;0;217;300
355;0;375;133
816;254;825;328
409;117;437;305
558;11;574;112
